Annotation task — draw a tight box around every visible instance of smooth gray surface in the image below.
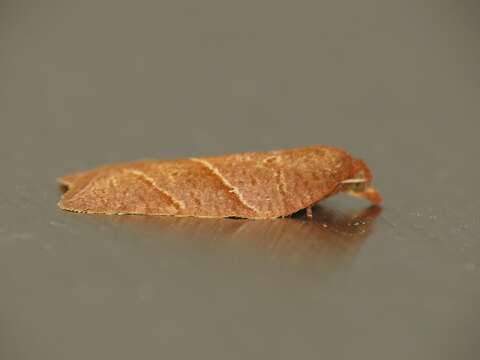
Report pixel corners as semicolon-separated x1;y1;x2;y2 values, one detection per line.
1;0;480;359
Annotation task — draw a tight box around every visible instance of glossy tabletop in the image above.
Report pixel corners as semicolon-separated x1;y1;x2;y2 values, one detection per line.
1;0;479;359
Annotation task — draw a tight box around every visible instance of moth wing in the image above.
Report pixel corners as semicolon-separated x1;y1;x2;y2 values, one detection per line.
58;167;179;215
202;146;354;218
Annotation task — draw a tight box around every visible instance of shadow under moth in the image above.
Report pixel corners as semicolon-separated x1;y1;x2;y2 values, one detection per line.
58;145;382;219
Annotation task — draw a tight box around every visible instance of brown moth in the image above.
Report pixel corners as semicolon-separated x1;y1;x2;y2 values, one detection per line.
58;145;382;219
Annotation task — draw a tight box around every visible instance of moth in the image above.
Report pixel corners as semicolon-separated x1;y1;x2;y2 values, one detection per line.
58;145;382;219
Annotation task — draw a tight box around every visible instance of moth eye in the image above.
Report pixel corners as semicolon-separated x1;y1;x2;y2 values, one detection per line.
349;182;366;192
357;183;365;191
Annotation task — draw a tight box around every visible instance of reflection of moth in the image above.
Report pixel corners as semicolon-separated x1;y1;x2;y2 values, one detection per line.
97;206;382;267
58;145;382;219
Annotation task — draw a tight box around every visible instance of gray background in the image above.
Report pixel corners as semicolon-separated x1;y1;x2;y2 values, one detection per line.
1;0;480;359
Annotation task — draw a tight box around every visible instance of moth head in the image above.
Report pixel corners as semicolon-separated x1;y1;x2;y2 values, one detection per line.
341;172;368;193
340;159;382;205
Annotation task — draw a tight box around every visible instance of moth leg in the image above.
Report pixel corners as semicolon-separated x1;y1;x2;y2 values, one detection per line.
306;206;313;219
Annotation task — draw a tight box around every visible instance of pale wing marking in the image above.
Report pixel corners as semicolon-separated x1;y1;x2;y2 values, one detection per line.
125;169;186;210
189;158;259;214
